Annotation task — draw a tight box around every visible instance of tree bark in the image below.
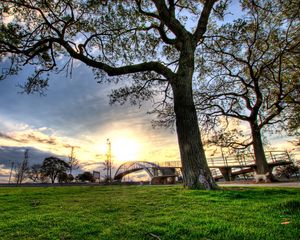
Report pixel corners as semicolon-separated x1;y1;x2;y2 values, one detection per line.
250;122;277;181
171;71;218;189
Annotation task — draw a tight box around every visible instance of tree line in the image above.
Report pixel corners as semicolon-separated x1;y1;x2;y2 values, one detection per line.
13;153;96;184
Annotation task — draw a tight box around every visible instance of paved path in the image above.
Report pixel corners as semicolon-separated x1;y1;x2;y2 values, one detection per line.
1;181;300;188
219;181;300;188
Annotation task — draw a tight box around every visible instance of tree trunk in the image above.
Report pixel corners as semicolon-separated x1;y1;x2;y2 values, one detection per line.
51;174;55;184
250;122;277;182
172;75;218;189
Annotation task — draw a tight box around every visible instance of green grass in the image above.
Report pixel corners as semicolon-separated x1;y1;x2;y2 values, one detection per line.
0;185;299;240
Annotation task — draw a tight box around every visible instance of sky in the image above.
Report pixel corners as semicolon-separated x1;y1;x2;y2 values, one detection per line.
0;61;182;182
0;1;299;183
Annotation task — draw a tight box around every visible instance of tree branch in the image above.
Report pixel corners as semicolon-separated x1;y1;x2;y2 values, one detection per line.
193;0;216;42
152;0;188;39
61;40;175;79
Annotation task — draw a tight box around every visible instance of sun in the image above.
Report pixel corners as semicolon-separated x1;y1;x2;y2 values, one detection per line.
112;138;140;163
93;129;145;165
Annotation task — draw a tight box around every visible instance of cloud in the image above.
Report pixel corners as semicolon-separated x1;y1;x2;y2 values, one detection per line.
0;165;10;177
18;132;79;148
0;132;22;142
0;146;59;167
0;126;81;151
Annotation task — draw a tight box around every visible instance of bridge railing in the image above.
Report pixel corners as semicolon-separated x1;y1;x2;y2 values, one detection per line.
207;154;256;167
156;161;181;168
265;151;291;163
156;151;292;168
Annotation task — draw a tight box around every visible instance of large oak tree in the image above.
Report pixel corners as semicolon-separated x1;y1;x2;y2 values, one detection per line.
195;0;300;180
0;0;229;189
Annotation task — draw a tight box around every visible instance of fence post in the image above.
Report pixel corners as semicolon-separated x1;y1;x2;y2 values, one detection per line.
269;151;275;163
286;150;291;162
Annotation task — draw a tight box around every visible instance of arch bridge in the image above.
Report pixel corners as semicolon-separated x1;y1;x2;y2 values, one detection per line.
113;151;293;183
114;161;177;184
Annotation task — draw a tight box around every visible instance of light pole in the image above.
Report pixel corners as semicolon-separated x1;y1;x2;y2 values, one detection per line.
106;138;112;181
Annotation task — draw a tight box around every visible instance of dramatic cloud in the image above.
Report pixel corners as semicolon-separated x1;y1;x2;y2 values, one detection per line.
0;146;61;167
0;132;22;142
0;126;81;154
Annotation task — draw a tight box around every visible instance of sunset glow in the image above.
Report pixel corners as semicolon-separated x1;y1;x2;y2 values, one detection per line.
112;138;140;162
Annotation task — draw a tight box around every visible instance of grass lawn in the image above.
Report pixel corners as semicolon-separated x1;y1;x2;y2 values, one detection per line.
0;185;299;240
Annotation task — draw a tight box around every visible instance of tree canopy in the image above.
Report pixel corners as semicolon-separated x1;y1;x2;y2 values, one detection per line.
41;156;70;183
77;171;95;183
194;0;300;179
0;0;231;189
1;0;221;94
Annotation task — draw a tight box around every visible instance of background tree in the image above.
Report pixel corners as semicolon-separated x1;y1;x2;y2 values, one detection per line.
287;105;300;136
195;0;300;181
67;174;74;183
77;171;95;183
41;157;70;184
285;52;300;138
39;173;50;183
27;164;42;183
0;0;231;189
14;149;29;184
57;172;68;183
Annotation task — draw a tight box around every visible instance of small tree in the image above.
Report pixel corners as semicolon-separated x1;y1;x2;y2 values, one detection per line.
41;157;70;184
77;172;95;183
14;163;28;184
67;174;74;182
39;173;50;183
27;164;42;183
14;149;29;184
57;172;68;183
